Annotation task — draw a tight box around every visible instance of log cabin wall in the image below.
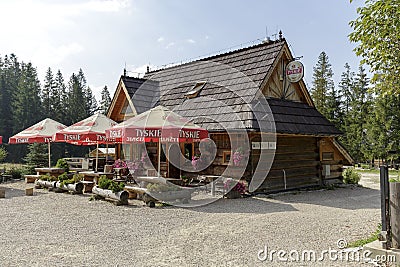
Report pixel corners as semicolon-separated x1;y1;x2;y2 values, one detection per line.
191;133;324;193
252;134;321;192
319;137;346;184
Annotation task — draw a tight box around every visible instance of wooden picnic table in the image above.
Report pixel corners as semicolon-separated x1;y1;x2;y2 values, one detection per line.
79;171;114;184
35;168;65;176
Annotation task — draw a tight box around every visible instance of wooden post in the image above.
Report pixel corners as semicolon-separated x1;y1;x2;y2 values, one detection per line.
157;141;161;177
95;142;99;172
380;165;391;249
25;188;34;196
48;142;51;168
0;188;5;198
390;182;400;249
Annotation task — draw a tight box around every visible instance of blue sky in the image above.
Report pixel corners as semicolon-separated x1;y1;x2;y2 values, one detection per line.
0;0;364;100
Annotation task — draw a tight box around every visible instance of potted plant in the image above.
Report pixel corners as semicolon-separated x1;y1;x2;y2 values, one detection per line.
113;159;129;176
55;173;84;194
35;174;58;189
92;176;128;204
224;178;246;199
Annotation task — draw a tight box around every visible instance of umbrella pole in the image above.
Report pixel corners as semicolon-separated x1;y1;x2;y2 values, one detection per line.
96;142;99;172
48;142;51;168
106;143;108;162
158;141;161;178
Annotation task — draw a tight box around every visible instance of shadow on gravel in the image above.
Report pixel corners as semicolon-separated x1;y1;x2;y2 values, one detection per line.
189;197;298;214
0;187;46;199
265;185;380;210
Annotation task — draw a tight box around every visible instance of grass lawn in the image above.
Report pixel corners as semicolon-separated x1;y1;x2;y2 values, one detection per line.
357;167;400;175
0;163;25;170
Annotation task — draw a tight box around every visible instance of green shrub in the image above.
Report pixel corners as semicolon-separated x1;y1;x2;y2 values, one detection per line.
6;167;28;179
55;159;69;172
24;165;36;175
57;172;69;182
0;147;8;162
59;173;83;187
343;167;361;184
98;175;124;193
39;174;57;181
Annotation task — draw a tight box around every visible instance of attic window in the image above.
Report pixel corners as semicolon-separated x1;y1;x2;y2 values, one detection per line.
184;81;206;99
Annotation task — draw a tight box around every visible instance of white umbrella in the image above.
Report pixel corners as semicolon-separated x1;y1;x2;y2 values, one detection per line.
9;118;67;168
53;113;117;171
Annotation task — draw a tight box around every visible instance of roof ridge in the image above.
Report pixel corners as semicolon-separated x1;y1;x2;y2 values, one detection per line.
121;75;148;81
146;38;286;75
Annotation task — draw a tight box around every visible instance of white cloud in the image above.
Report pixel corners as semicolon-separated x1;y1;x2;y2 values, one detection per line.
126;64;157;78
89;84;105;102
186;39;196;44
81;0;131;13
157;37;165;42
0;0;132;86
165;42;175;49
31;42;85;81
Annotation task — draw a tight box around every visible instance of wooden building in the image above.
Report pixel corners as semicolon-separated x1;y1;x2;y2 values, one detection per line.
107;34;353;193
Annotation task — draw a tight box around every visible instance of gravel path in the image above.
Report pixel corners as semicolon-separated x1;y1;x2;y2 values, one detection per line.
0;175;381;267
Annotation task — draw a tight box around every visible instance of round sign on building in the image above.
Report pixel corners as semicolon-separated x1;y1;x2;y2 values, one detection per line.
286;61;304;83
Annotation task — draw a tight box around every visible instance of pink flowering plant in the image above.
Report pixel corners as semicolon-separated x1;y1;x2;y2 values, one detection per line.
126;160;144;175
112;159;128;169
191;155;201;170
232;147;245;166
224;178;246;194
141;151;152;166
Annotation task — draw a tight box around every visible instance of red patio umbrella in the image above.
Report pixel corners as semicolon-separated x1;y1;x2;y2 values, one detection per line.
9;118;67;167
105;105;209;177
53;113;117;171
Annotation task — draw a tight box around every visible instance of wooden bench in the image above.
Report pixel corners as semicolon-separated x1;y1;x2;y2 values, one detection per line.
24;174;41;183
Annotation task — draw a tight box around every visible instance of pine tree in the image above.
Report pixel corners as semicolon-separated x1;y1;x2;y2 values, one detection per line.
53;70;67;123
85;86;98;115
66;73;86;124
340;65;372;163
42;67;55;118
1;54;21;139
24;143;48;168
325;83;342;128
12;62;42;131
310;52;335;120
338;63;355;115
99;86;111;115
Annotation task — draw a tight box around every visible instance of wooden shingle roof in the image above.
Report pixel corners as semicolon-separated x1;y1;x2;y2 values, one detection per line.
267;98;342;136
120;39;340;136
121;76;159;114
